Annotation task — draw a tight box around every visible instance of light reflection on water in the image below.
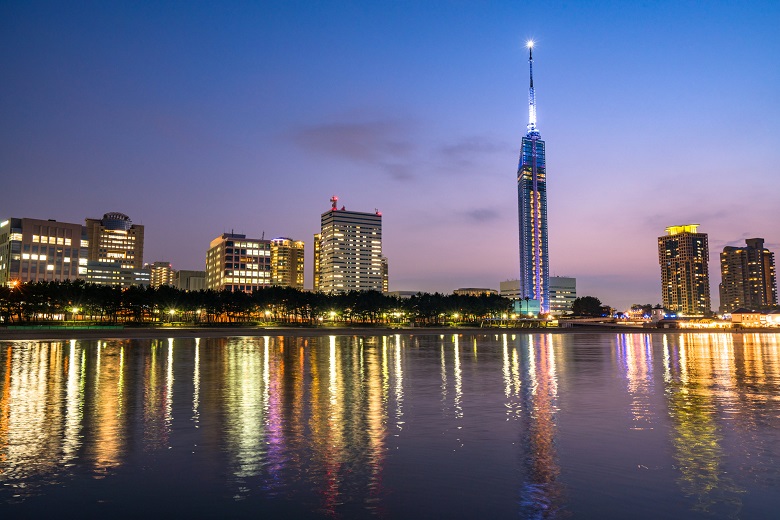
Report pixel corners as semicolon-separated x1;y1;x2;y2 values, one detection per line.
1;333;780;518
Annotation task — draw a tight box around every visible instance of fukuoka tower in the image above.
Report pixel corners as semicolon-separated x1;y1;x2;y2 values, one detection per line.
516;41;549;312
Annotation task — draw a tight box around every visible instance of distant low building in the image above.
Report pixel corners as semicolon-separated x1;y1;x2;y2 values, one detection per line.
453;288;498;297
85;264;150;288
176;270;206;292
730;308;780;328
386;290;422;299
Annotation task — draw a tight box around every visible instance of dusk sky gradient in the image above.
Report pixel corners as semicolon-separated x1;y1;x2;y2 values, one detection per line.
2;1;779;309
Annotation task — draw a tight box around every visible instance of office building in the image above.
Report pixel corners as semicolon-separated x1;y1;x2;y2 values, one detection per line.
148;261;175;288
517;41;550;312
85;212;144;268
317;196;383;293
175;270;206;292
719;238;777;313
549;276;576;315
83;212;148;287
0;217;86;285
206;233;271;293
270;237;304;289
658;224;711;316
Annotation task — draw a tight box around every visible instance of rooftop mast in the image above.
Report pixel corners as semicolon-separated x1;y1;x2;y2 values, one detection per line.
526;40;539;137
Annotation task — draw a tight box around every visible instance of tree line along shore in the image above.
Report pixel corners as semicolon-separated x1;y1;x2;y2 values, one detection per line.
1;280;520;326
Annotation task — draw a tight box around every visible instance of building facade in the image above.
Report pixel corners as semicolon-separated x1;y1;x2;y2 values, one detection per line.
719;238;777;313
270;237;304;289
0;217;87;285
658;224;711;316
84;212;147;287
517;41;549;312
317;197;383;293
148;261;175;288
84;264;150;287
313;233;321;292
381;256;389;293
206;233;271;293
549;276;576;315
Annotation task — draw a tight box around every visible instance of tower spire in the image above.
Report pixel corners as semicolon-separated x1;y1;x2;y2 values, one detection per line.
526;40;538;136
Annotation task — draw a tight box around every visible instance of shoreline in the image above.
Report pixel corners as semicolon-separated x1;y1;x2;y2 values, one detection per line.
1;325;779;341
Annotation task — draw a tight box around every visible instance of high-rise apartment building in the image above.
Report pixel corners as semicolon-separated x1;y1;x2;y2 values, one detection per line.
84;212;147;287
658;224;711;316
206;233;271;293
719;238;777;313
148;261;175;288
517;41;550;312
270;237;304;289
317;197;383;293
0;217;87;285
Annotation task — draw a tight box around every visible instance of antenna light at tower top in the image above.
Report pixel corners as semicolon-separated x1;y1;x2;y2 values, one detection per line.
526;40;534;49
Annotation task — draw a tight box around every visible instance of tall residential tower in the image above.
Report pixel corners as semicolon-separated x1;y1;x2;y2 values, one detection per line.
719;238;777;313
517;41;549;312
658;224;711;316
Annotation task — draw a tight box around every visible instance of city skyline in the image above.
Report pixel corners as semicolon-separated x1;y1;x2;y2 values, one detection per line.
2;1;779;309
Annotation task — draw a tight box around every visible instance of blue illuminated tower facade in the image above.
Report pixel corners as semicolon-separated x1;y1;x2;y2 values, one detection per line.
517;41;549;312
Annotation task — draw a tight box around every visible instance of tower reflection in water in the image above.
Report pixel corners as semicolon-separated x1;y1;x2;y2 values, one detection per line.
508;333;565;518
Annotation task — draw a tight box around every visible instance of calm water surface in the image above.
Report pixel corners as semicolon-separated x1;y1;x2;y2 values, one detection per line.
1;332;780;518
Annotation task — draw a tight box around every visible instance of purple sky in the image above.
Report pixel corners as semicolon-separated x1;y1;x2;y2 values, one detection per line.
2;1;779;309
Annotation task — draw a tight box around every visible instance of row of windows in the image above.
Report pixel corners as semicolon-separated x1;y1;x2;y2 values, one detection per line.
31;235;73;245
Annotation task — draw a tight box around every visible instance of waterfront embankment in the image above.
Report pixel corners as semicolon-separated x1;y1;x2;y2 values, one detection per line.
1;324;777;341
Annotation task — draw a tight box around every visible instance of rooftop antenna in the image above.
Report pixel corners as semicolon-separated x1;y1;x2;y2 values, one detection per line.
330;195;338;210
526;40;539;137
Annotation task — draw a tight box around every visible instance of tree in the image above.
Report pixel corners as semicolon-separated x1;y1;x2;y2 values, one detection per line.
571;296;603;317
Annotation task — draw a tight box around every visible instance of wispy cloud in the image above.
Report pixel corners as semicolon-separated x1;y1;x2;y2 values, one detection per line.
438;136;514;172
288;119;417;180
460;208;501;223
